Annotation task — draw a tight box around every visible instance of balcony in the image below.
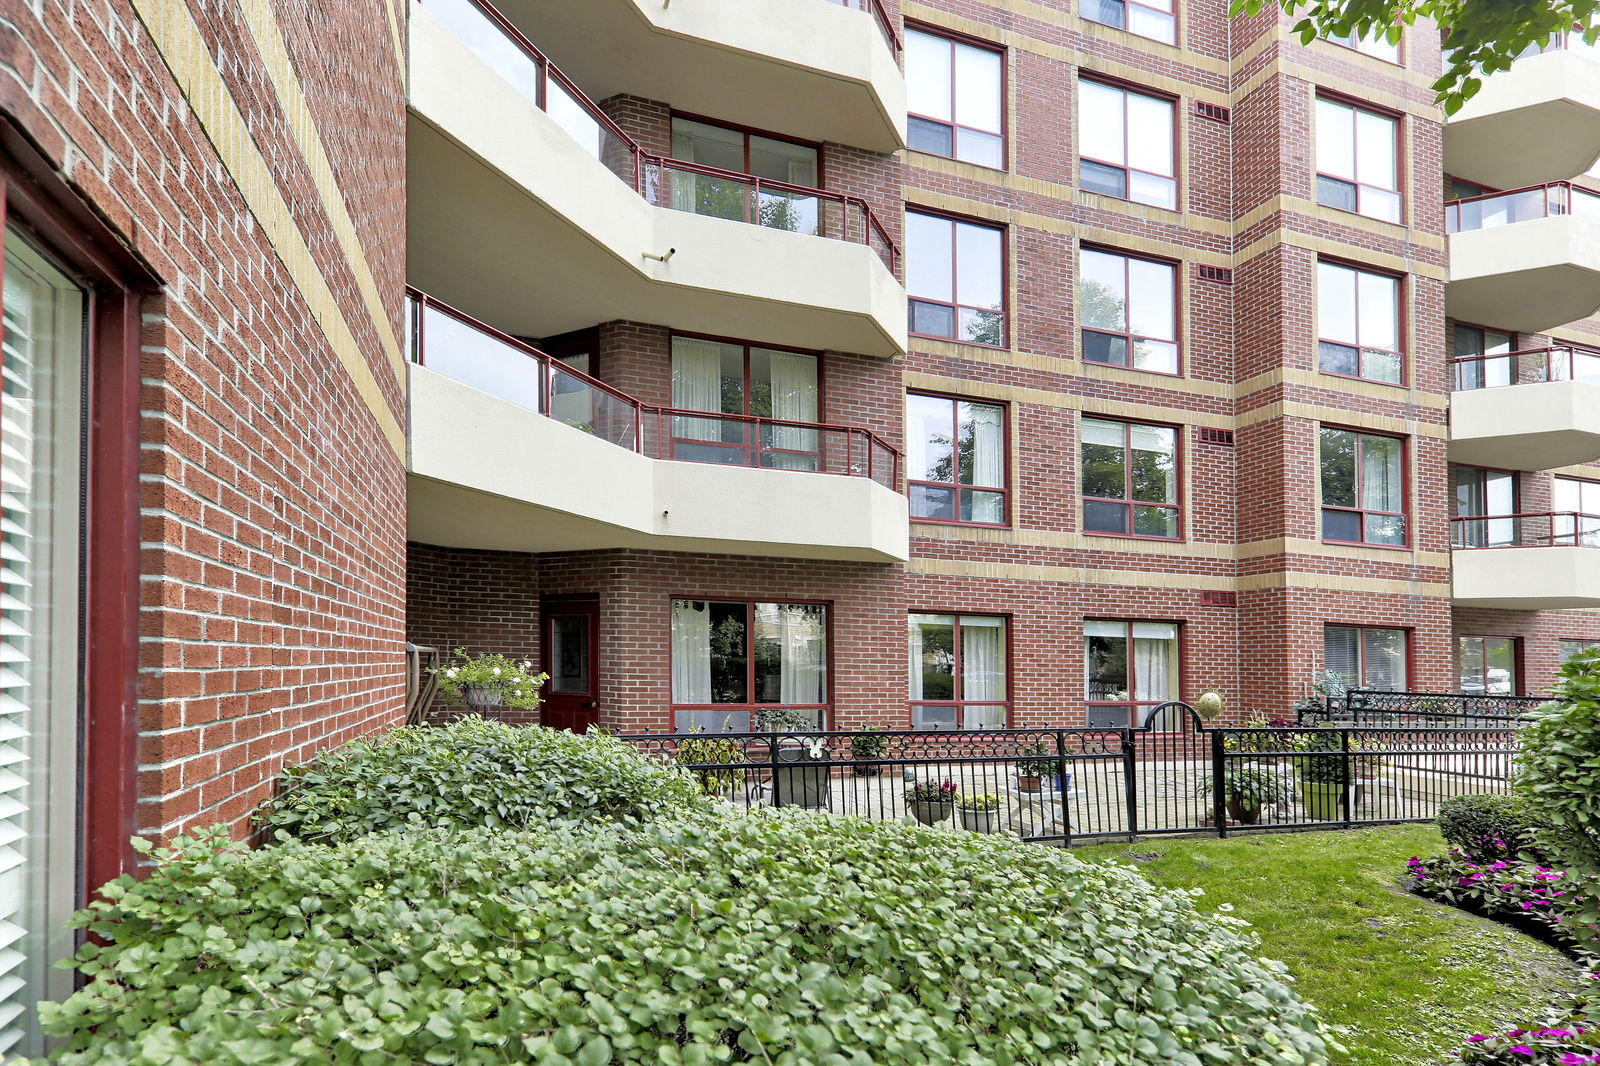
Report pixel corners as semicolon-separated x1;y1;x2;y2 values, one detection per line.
1446;183;1600;332
408;0;906;359
480;0;906;152
1448;346;1600;468
1451;512;1600;608
405;291;909;562
1446;36;1600;189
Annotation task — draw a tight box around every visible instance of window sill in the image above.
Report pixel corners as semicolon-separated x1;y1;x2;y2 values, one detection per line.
908;331;1009;351
1080;358;1185;379
1312;198;1408;230
1320;369;1408;389
1082;530;1185;543
1320;538;1414;552
903;148;1008;175
912;517;1012;530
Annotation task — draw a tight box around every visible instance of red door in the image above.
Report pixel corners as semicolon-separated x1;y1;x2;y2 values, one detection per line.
541;599;599;732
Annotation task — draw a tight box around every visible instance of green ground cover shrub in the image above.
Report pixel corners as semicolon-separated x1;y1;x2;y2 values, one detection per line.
255;716;707;844
42;811;1333;1066
1437;794;1551;859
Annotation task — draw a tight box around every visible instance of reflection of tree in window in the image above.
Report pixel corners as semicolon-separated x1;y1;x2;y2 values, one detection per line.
1086;635;1128;699
708;607;747;703
917;621;956;699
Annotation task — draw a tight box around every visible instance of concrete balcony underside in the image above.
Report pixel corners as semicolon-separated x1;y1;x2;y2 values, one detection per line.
408;366;910;562
1452;546;1600;609
492;0;906;153
408;7;907;358
1449;380;1600;469
1446;52;1600;189
1447;215;1600;333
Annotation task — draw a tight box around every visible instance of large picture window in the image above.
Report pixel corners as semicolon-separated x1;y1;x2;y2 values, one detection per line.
1553;476;1600;546
1315;97;1401;222
905;28;1005;168
1080;417;1179;538
906;393;1006;524
1084;620;1179;728
669;336;820;470
1560;639;1600;664
908;613;1009;729
1317;261;1401;384
1451;324;1513;390
1324;625;1407;691
1082;0;1176;44
906;211;1005;345
1320;427;1406;545
667;117;821;234
1457;636;1517;695
1451;465;1515;547
1079;79;1177;210
1080;248;1179;374
1324;29;1401;63
670;600;828;732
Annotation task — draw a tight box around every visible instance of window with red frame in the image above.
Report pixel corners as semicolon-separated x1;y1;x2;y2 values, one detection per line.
1082;0;1176;44
1085;620;1180;728
906;392;1006;524
1451;323;1513;389
1320;427;1406;545
908;613;1008;729
1317;260;1402;384
1080;247;1179;374
904;27;1005;169
906;210;1006;345
1451;464;1516;547
1324;625;1407;690
1080;417;1180;539
1078;79;1177;210
1457;636;1517;695
669;599;829;733
1315;97;1401;222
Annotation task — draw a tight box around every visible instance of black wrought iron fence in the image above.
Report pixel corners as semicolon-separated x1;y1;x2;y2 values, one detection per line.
615;702;1520;845
1298;689;1547;727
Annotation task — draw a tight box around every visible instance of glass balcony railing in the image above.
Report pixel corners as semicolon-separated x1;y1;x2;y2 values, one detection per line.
419;0;901;273
406;288;902;489
1450;345;1600;390
1452;511;1600;548
1445;180;1600;232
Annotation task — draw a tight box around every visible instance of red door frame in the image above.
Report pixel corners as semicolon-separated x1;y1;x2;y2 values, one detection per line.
0;120;154;895
540;598;601;732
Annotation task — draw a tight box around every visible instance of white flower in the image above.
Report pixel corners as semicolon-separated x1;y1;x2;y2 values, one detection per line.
520;660;533;670
491;667;501;676
445;669;457;678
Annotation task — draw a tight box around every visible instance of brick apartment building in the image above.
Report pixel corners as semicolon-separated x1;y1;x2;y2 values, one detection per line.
0;0;1597;1049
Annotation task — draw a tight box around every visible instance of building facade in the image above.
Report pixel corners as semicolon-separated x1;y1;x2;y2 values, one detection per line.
2;0;1600;1048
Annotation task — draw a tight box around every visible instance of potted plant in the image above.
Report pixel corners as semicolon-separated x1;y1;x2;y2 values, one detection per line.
906;779;957;825
958;791;1002;834
674;731;745;798
761;707;831;809
431;648;547;712
1295;730;1349;820
848;725;888;777
1016;742;1055;793
1195;764;1292;825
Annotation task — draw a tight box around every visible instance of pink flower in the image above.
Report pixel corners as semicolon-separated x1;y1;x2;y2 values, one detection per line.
1508;1045;1533;1056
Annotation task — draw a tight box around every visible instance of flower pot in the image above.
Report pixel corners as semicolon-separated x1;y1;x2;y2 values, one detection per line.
910;799;955;825
1225;797;1263;825
1018;775;1043;793
851;759;882;777
1300;781;1347;820
959;808;1000;834
773;739;831;809
463;685;499;708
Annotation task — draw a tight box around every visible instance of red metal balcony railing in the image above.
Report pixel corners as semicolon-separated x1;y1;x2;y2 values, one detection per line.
1445;180;1600;233
1449;345;1600;390
406;288;902;489
420;0;901;272
1452;512;1600;548
821;0;904;57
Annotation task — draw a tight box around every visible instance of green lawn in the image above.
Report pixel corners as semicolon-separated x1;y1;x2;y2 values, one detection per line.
1073;826;1584;1066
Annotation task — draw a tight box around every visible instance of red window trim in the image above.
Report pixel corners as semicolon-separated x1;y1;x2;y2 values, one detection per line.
1451;463;1519;516
1077;75;1179;211
1314;93;1404;223
1324;623;1412;690
1319;425;1410;548
1080;243;1183;377
903;22;1008;171
1084;617;1184;729
1322;28;1406;65
1080;414;1183;541
905;206;1008;349
1455;634;1522;697
667;112;826;185
1079;0;1179;46
907;610;1012;729
667;597;834;729
1316;258;1406;386
906;390;1010;528
0;123;156;897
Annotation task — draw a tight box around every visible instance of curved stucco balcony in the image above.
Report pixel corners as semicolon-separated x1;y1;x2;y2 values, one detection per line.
405;294;908;562
408;0;906;359
1446;184;1600;333
1448;348;1600;469
486;0;906;153
1451;513;1600;609
1446;47;1600;189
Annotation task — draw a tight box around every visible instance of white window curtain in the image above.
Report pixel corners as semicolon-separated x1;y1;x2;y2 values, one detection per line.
671;600;712;704
762;350;818;467
967;403;1003;484
959;616;1005;702
1323;627;1361;686
760;604;827;705
1131;622;1177;703
670;337;724;442
1363;628;1406;691
1359;435;1401;512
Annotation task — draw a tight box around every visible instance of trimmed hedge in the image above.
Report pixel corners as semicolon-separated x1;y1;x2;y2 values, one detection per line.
255;716;707;844
1436;793;1547;859
43;812;1333;1065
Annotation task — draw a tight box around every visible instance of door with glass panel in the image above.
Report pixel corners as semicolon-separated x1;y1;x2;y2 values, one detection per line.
1451;465;1516;547
667;118;821;235
1451;325;1513;390
669;336;820;470
1554;477;1600;547
1457;636;1517;696
540;599;599;733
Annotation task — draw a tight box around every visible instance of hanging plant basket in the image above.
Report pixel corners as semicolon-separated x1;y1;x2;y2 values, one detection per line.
463;685;500;708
